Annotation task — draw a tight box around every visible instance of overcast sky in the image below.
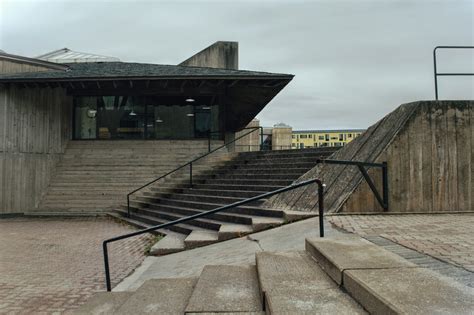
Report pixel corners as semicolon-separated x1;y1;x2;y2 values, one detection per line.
1;0;473;129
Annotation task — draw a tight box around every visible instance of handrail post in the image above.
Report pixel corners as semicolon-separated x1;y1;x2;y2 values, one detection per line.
259;126;263;151
127;195;130;218
382;162;389;211
433;47;438;100
189;162;193;187
208;131;211;152
103;241;111;291
317;182;324;237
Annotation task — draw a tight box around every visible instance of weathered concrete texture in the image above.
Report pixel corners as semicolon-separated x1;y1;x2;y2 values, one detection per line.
256;251;366;314
115;278;197;315
305;237;416;284
266;288;367;315
344;268;474;315
150;232;186;255
272;124;292;150
0;86;72;214
265;101;474;214
73;292;132;315
179;41;238;70
185;265;262;313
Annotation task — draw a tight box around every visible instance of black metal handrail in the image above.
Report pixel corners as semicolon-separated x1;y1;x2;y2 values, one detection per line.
316;159;388;210
104;178;325;291
433;46;474;100
126;126;263;217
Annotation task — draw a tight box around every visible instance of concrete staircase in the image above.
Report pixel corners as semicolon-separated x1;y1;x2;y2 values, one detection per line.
34;140;227;215
111;148;338;254
75;234;474;314
74;249;365;314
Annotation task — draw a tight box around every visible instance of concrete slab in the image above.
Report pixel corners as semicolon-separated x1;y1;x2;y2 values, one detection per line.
344;268;474;315
149;233;186;256
266;288;367;315
73;292;132;315
184;230;219;248
115;278;197;315
256;251;336;295
305;237;417;284
185;265;262;313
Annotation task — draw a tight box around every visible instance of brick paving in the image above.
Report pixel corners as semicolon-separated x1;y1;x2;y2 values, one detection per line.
328;214;474;272
0;217;153;315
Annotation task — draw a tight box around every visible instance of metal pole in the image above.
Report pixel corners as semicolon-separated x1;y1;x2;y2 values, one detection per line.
127;195;130;218
103;242;112;291
260;127;263;151
318;183;324;237
382;162;389;211
433;47;439;100
208;131;211;152
189;162;193;187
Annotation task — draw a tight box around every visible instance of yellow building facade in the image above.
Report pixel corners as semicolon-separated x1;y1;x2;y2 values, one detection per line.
292;129;365;149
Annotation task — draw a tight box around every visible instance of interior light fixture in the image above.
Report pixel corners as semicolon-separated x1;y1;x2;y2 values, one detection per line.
186;113;195;117
185;98;195;103
129;110;137;116
202;106;211;110
155;117;163;123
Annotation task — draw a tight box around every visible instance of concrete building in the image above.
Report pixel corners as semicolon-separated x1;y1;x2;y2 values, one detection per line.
0;41;293;215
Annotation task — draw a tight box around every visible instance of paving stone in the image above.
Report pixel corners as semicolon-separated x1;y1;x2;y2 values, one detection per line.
344;268;474;315
305;237;416;284
185;265;262;313
115;278;197;315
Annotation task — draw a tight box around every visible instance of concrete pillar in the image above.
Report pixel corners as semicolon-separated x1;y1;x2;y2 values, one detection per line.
272;123;292;150
234;119;260;152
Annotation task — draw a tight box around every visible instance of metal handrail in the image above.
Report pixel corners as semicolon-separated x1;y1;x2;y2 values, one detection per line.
104;178;325;291
126;126;263;216
433;46;474;100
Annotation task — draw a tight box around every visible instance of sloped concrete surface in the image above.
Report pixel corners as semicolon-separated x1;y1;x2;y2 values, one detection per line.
344;268;474;314
115;278;197;315
305;237;417;284
185;265;262;313
73;292;132;315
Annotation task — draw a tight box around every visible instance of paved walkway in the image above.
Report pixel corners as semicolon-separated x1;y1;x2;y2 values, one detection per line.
0;217;152;314
328;214;474;272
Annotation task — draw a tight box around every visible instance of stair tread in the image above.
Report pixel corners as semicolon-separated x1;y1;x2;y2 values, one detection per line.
73;292;132;315
256;251;366;314
185;265;263;313
115;278;198;315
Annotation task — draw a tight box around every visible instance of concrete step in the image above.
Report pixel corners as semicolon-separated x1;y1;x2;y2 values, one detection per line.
305;236;474;314
203;167;310;176
73;292;132;315
149;187;267;198
149;232;186;255
138;192;266;207
256;251;366;314
196;178;294;186
115;278;198;314
185;265;263;313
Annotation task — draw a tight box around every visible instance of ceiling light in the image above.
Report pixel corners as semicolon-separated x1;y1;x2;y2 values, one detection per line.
186;113;195;117
129;110;137;116
185;98;195;103
202;106;211;110
156;117;163;123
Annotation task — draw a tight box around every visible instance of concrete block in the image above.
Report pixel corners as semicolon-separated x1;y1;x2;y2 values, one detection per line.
149;232;186;256
344;268;474;315
115;278;197;315
305;237;416;284
185;265;262;313
73;292;132;315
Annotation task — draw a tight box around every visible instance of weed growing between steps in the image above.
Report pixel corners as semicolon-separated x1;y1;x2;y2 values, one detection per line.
144;235;164;255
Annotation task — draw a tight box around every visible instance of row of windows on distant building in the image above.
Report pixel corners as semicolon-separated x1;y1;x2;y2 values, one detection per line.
291;130;365;149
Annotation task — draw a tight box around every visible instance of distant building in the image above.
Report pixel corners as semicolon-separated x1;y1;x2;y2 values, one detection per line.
292;129;365;149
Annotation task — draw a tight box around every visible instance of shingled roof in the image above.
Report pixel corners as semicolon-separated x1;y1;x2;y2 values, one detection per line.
0;61;293;82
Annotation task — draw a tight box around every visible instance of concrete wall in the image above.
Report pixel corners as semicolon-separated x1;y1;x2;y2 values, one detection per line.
234;119;261;152
0;86;72;215
179;41;238;70
264;101;473;214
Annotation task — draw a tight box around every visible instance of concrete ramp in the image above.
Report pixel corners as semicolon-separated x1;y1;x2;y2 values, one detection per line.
264;101;473;213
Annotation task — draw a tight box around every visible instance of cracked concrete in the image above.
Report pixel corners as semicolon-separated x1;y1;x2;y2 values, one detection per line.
114;217;342;291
